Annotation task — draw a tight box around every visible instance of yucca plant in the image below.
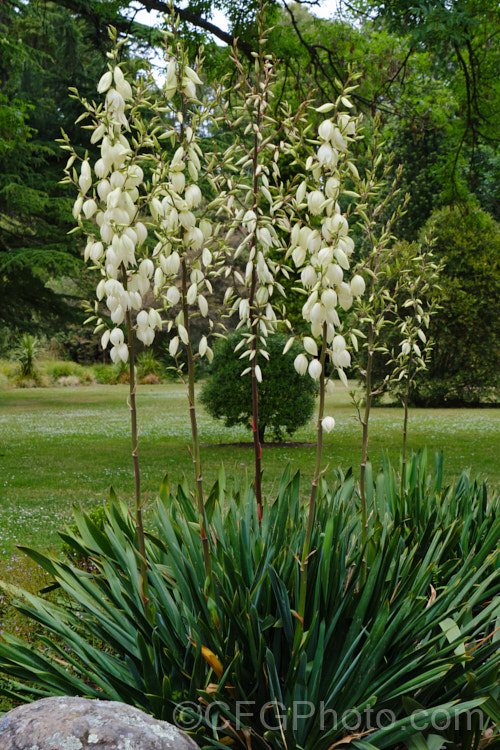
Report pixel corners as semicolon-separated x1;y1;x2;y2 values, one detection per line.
13;333;39;378
0;456;499;749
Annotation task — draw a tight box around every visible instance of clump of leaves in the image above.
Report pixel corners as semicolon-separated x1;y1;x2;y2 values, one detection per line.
13;334;39;378
0;457;499;750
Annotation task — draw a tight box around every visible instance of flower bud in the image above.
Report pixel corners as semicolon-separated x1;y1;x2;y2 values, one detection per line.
198;295;208;317
169;336;179;357
187;282;197;305
97;70;113;94
303;336;318;356
83;199;97;219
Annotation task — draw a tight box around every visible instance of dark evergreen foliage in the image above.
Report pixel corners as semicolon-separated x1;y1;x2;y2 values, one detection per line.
201;333;318;442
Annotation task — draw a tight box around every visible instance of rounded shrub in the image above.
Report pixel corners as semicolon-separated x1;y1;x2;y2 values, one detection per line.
414;201;500;405
200;333;318;442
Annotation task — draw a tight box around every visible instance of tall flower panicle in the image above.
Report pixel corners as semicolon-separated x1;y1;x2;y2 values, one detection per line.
60;23;223;603
285;87;365;645
288;97;364;399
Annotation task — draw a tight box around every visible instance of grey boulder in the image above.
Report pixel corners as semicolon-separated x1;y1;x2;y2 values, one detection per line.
0;696;199;749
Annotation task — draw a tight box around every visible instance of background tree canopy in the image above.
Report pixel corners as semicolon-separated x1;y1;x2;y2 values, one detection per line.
1;0;499;401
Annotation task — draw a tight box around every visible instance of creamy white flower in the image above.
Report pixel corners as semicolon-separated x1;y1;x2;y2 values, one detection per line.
184;184;202;208
298;226;312;251
165;285;180;305
308;358;322;379
301;265;317;288
294;353;308;376
321;288;337;311
334;246;350;270
199;335;208;356
97;70;113;94
169;336;179;357
310;302;325;325
292;246;307;267
303;336;318;356
338;282;353;311
79;160;92;193
338;113;356;135
179;210;196;230
182;77;196;99
139;258;154;278
325;176;341;200
332;128;347;150
164;251;180;276
198;295;208;317
350;274;365;297
90;242;104;262
186;226;204;250
322;416;335;433
113;66;132;100
200;219;212;240
318;119;335;141
109;328;124;347
308;190;325;216
317;143;337;168
83;199;97;219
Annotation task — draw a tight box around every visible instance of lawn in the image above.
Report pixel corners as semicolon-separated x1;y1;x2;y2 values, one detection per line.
1;381;499;554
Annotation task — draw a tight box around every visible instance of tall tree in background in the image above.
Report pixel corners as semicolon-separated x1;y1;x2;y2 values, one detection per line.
0;1;107;340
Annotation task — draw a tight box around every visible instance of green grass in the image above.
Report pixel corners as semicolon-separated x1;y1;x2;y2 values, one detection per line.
0;381;499;554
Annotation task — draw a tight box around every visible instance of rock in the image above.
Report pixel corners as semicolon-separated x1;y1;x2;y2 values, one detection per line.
0;696;199;750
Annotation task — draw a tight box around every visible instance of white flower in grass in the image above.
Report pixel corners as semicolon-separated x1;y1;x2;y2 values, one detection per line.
322;416;335;433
